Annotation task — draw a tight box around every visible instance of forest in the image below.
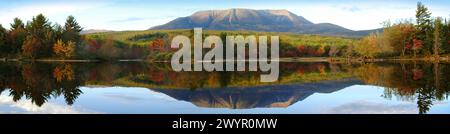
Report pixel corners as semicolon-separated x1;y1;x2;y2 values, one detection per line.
0;14;82;59
0;2;448;61
355;2;450;59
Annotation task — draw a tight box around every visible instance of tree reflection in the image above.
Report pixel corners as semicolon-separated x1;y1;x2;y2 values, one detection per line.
0;61;449;113
0;63;82;107
355;62;450;114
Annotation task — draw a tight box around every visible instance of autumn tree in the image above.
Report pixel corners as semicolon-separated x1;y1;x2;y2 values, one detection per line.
98;37;121;60
344;43;355;58
413;38;423;57
328;45;339;57
53;39;75;59
22;36;41;58
356;32;384;58
383;22;415;56
149;38;165;51
316;45;325;56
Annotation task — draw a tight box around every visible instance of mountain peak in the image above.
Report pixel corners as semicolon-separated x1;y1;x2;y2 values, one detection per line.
150;9;379;37
265;9;291;15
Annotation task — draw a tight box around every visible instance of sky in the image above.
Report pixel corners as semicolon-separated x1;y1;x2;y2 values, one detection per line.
0;0;449;31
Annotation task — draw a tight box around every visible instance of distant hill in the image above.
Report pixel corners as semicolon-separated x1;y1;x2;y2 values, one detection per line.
150;8;381;37
80;29;114;35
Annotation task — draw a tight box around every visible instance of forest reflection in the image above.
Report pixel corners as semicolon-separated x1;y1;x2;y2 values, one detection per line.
0;61;449;114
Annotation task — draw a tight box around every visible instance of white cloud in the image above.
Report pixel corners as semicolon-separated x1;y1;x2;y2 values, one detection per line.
0;95;101;114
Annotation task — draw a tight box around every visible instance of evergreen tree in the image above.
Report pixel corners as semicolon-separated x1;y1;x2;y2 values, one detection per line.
433;17;443;56
53;24;64;40
444;18;450;54
415;2;432;55
0;24;7;57
62;15;83;43
22;14;55;58
8;18;27;55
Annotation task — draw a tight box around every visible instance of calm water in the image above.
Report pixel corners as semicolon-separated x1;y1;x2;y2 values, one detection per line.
0;62;449;114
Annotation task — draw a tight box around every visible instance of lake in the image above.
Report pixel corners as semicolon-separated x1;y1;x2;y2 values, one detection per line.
0;61;449;114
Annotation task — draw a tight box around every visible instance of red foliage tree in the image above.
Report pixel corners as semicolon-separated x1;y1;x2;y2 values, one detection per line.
412;38;423;57
285;50;296;57
149;38;165;51
88;39;101;52
413;38;423;50
296;45;305;56
405;41;411;50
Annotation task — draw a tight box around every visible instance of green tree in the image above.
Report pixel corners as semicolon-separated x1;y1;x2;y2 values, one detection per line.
433;17;444;56
415;2;432;55
8;18;27;55
23;14;55;58
443;18;450;53
62;15;83;43
0;24;7;57
53;24;64;41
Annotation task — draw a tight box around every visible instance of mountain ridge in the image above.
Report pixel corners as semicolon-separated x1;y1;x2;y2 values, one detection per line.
150;8;381;37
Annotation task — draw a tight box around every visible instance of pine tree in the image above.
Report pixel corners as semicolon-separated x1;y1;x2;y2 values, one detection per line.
8;18;27;55
62;15;83;43
415;2;432;55
445;18;450;54
23;14;54;58
433;17;443;56
0;24;7;57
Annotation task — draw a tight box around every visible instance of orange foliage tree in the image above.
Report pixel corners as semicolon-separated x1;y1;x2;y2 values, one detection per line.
22;36;41;58
53;39;75;59
149;38;165;51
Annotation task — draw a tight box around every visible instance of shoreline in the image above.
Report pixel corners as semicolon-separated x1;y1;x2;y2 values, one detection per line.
1;56;450;63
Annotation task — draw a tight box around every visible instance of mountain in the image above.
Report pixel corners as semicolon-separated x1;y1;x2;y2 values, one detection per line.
153;78;362;109
150;8;381;37
80;29;114;35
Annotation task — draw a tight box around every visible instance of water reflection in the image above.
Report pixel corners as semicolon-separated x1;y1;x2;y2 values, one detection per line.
0;62;449;114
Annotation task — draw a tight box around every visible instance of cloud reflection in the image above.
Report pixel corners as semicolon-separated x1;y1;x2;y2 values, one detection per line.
324;100;418;114
0;95;100;114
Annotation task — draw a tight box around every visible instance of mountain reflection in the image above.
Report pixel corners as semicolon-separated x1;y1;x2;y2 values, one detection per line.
154;79;361;109
0;62;449;114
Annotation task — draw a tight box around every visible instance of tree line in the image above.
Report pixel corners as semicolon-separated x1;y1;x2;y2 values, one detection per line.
355;2;450;59
1;3;448;61
0;14;82;59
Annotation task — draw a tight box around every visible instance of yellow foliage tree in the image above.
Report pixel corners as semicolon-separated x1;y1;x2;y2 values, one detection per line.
53;39;75;59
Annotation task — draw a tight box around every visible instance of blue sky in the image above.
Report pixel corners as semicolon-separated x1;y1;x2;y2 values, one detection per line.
0;0;449;31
